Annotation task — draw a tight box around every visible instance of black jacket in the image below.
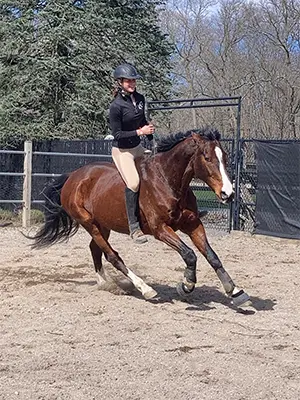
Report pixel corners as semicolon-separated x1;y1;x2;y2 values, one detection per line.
109;90;153;149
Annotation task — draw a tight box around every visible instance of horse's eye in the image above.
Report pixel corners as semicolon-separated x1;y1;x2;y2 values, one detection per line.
204;156;211;162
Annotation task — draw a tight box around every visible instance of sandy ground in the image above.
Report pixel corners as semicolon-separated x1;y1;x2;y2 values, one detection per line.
0;225;300;400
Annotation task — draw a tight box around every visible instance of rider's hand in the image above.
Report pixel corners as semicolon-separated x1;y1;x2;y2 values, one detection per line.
137;124;155;136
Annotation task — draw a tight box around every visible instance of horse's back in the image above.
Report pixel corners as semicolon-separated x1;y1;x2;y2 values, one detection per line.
72;161;116;176
64;161;118;186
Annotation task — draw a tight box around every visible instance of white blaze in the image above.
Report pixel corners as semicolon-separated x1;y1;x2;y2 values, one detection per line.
215;147;233;196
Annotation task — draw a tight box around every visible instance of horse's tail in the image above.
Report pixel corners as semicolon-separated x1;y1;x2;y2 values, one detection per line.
31;174;79;249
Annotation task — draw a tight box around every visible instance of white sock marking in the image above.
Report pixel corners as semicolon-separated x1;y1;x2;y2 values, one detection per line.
215;147;233;197
96;272;106;287
127;269;153;296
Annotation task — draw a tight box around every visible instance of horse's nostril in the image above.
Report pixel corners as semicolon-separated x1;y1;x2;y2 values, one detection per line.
220;191;234;203
221;191;228;200
221;192;234;203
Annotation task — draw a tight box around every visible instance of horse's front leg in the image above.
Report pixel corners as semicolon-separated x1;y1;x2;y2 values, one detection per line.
180;210;250;307
154;223;198;295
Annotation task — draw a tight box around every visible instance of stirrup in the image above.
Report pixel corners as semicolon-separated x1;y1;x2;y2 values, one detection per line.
130;229;148;244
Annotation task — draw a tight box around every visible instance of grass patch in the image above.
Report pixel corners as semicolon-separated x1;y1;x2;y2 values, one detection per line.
0;208;45;225
30;209;45;224
0;209;18;222
192;189;228;210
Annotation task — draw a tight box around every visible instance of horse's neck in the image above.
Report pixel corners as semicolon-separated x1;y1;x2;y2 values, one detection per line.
154;142;194;193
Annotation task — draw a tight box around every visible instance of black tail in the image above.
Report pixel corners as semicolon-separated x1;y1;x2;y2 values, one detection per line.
31;174;79;249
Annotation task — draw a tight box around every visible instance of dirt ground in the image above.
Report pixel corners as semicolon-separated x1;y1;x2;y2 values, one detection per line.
0;225;300;400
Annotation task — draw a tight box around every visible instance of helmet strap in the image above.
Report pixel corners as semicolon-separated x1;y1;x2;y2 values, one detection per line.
117;79;131;97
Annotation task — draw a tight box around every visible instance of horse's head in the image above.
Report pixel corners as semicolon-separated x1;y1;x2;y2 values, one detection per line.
190;130;234;203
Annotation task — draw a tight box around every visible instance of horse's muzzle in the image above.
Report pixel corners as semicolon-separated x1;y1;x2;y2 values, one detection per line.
220;191;234;204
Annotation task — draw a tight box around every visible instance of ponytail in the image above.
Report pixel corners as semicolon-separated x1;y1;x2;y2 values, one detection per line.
112;78;123;98
112;86;119;98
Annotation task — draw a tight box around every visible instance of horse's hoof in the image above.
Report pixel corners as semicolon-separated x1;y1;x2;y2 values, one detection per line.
143;288;158;300
231;290;251;307
176;282;195;298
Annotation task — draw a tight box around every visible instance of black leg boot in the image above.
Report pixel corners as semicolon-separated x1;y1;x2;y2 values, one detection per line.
125;188;148;244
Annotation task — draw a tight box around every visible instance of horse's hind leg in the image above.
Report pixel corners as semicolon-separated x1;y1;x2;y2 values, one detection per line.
89;238;108;288
181;210;250;307
104;247;157;299
90;235;135;294
66;189;157;299
90;231;156;299
86;224;156;299
89;227;112;287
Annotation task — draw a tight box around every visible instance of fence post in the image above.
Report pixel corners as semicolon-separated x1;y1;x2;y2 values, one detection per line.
233;97;242;230
22;141;32;228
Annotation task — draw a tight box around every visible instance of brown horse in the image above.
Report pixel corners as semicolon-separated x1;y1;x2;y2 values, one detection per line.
32;128;250;307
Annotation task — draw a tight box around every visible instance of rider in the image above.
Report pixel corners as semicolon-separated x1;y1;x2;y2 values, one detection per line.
109;63;154;244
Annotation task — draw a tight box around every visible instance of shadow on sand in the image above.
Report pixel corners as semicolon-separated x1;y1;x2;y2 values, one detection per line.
149;283;276;314
53;277;276;314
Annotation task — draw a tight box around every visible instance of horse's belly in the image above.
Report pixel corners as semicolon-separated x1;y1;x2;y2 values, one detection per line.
88;178;130;234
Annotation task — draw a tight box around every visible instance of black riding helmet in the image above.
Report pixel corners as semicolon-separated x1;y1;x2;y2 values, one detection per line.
113;63;141;80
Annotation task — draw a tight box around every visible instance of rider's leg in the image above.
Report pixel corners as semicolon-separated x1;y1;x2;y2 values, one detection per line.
112;145;148;244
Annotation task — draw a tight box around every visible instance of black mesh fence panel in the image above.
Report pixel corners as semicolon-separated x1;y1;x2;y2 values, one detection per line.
0;149;24;214
238;140;257;232
254;140;300;239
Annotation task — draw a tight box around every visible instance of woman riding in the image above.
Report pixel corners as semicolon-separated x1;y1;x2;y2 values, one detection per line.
109;63;154;244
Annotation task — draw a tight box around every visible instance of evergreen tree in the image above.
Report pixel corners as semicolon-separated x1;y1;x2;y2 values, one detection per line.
0;0;172;146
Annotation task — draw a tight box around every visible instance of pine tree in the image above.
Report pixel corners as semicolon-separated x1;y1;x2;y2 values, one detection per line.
0;0;172;146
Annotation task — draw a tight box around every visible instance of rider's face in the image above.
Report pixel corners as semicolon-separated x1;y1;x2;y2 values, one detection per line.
120;78;136;93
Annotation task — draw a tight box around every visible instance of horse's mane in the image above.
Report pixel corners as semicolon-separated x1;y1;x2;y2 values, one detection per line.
156;127;221;153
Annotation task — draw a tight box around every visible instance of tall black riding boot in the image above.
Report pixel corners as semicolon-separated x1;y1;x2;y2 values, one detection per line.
125;187;148;244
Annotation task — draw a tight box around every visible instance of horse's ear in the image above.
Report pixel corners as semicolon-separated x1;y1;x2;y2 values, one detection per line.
191;132;204;143
191;132;200;142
